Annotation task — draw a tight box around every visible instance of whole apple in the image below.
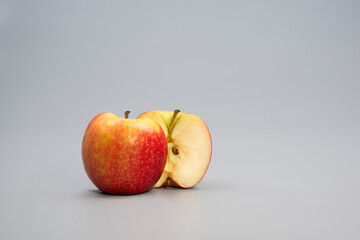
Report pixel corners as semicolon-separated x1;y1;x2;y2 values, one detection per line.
82;111;168;194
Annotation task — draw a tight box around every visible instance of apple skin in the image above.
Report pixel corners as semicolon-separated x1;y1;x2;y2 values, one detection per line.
82;112;168;195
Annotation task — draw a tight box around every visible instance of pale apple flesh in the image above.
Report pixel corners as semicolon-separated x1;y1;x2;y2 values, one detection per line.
137;111;212;188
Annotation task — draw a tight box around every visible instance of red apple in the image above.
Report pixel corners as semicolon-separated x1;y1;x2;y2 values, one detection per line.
137;110;212;188
82;111;168;194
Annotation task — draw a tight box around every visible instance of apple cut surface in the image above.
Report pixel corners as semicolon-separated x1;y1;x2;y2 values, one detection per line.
137;111;212;188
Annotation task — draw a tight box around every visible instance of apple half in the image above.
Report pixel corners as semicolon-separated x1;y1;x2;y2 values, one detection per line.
137;110;212;188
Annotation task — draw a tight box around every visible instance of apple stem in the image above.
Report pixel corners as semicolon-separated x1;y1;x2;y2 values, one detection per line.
168;109;180;137
124;111;130;119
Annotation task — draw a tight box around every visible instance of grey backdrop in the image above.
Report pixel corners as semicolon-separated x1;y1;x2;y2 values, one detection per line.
1;0;359;239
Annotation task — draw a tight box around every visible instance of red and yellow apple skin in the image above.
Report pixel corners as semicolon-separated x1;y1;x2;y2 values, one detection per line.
82;113;168;195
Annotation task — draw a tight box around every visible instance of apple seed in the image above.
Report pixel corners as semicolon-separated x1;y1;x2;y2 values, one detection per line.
172;146;179;155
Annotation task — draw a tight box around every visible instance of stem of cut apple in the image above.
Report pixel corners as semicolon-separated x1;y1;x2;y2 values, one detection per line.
124;111;130;119
168;109;180;142
168;109;180;136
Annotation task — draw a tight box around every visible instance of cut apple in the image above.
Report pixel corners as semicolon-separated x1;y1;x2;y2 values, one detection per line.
137;110;212;188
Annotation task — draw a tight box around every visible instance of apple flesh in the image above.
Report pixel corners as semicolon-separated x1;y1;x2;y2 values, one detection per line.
137;110;212;188
82;112;168;194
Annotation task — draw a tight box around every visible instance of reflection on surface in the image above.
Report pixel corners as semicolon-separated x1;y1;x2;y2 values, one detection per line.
81;187;208;239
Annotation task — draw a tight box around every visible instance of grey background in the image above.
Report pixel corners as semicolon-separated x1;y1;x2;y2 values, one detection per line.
1;0;359;239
